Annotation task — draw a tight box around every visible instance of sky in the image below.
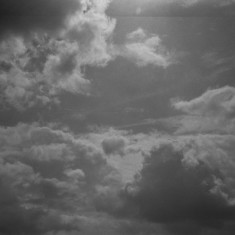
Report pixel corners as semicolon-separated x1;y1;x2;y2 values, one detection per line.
1;0;235;235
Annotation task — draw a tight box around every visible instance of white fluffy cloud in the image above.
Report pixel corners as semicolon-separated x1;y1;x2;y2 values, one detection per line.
114;28;173;68
0;0;116;110
173;86;235;134
174;86;235;116
0;3;173;111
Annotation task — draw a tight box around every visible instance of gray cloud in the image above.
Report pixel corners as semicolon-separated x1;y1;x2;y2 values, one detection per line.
86;130;235;235
121;142;235;234
0;0;116;110
0;122;124;234
0;1;174;111
0;178;81;235
174;86;235;116
173;86;235;134
102;136;126;155
2;122;235;234
114;28;174;68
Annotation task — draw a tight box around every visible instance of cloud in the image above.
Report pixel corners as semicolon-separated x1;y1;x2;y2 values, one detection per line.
74;129;235;234
0;3;174;111
0;122;126;234
42;40;91;95
174;86;235;116
0;165;81;235
102;136;126;155
114;28;173;68
2;122;235;234
86;128;147;183
0;124;167;234
64;168;85;182
173;86;235;134
120;137;235;234
0;0;117;110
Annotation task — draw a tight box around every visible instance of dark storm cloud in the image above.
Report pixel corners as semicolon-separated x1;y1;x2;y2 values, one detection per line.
122;143;235;227
0;0;81;36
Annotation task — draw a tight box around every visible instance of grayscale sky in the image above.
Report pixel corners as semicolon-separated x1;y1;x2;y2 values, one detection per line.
1;1;235;235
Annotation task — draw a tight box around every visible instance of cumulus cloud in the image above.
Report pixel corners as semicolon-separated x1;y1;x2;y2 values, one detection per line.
114;28;173;68
173;86;235;134
0;122;125;234
86;128;146;182
65;127;235;234
0;176;81;235
0;1;174;111
0;124;171;234
2;121;235;234
0;0;117;110
90;129;235;220
174;86;235;116
119;135;235;234
102;136;126;155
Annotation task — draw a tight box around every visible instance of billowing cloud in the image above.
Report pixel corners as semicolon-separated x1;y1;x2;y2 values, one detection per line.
118;133;235;234
0;122;125;234
114;28;173;68
86;128;235;225
0;1;175;111
0;0;116;110
2;121;235;234
173;86;235;134
0;174;81;235
102;136;126;155
174;86;235;116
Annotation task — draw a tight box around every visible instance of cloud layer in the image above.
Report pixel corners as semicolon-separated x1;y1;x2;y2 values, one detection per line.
0;1;172;111
2;121;235;234
0;123;125;234
0;0;116;110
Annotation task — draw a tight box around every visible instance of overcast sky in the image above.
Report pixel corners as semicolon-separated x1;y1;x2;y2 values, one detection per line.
1;1;235;235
